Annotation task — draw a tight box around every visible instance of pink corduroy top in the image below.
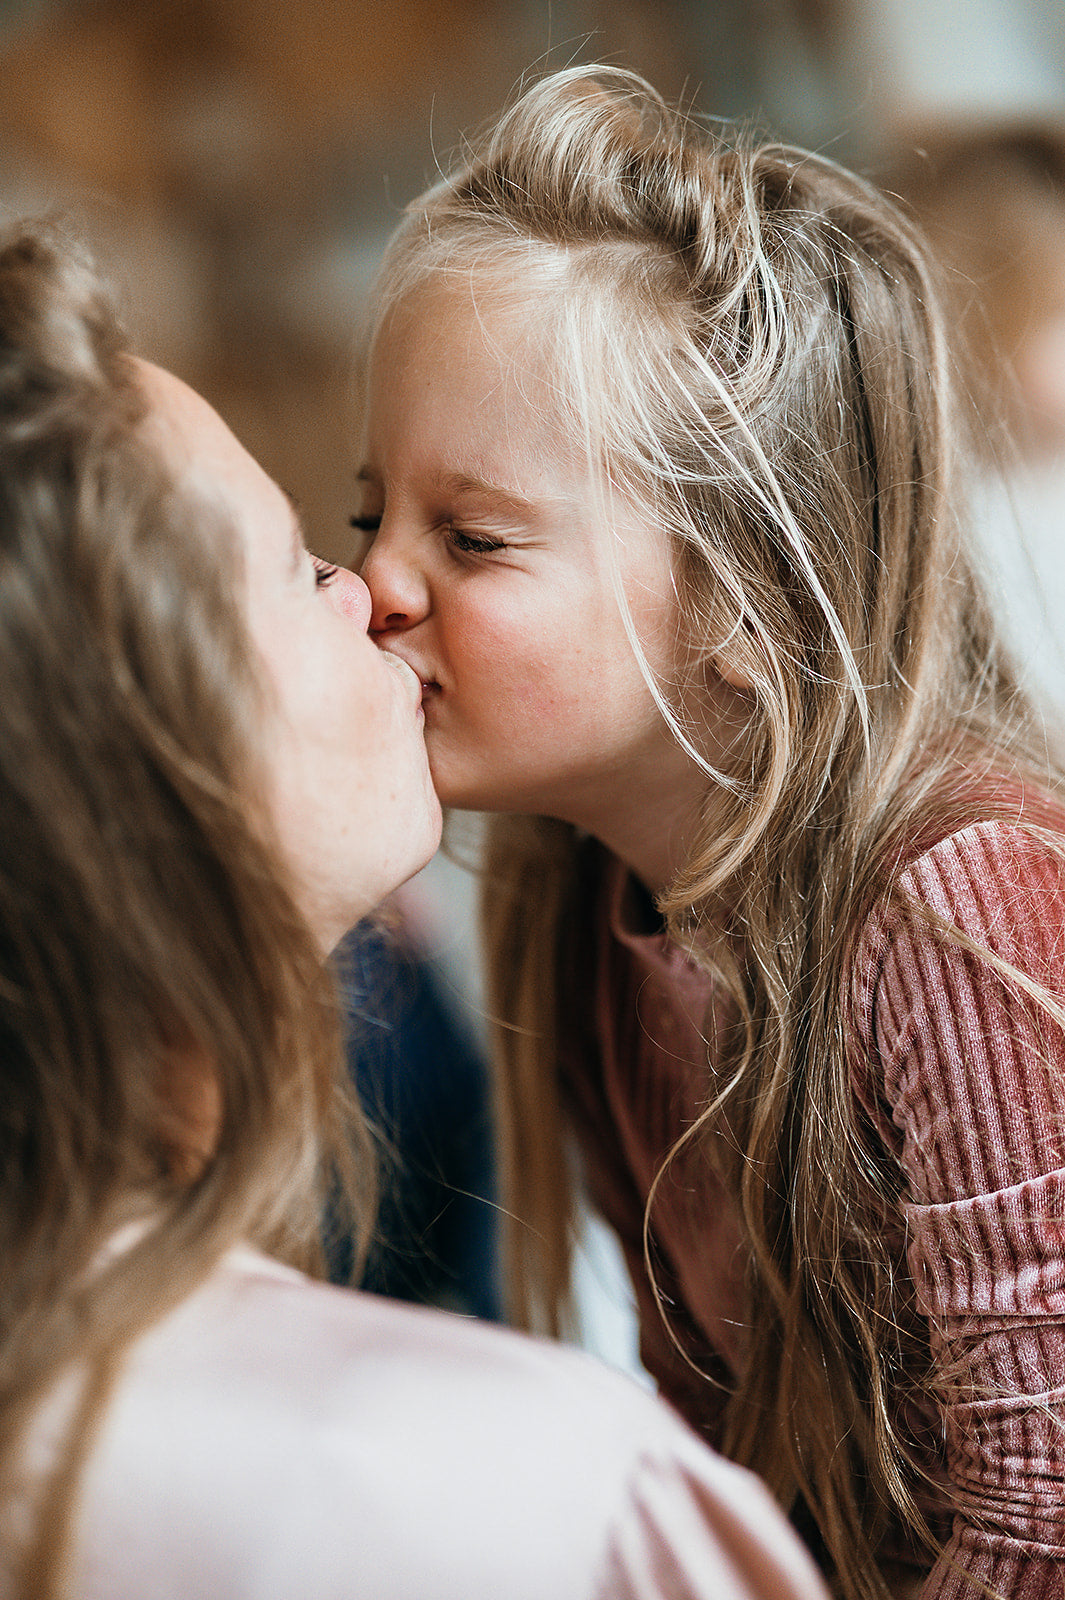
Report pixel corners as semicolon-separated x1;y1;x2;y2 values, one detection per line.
560;803;1065;1600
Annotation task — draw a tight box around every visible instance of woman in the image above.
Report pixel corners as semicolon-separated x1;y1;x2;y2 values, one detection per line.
0;223;829;1600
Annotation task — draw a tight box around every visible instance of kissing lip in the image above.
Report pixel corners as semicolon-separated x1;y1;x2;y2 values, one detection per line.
373;643;440;708
378;650;427;715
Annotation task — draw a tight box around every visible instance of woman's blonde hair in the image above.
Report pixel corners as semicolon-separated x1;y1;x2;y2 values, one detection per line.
0;225;374;1598
369;67;1057;1600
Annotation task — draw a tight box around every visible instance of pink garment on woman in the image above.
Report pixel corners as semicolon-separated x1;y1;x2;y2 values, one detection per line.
561;810;1065;1600
16;1244;829;1600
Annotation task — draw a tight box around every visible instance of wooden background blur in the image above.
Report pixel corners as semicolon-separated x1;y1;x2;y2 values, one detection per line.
0;0;768;556
0;0;1061;557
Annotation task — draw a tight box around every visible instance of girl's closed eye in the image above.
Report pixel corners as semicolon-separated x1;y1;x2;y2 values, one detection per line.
349;515;381;535
448;527;507;556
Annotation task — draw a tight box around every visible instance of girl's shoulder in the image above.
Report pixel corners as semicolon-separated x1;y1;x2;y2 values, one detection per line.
849;770;1065;1049
887;770;1065;925
848;775;1065;1205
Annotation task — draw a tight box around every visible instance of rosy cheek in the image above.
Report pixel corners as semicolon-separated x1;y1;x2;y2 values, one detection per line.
327;567;372;629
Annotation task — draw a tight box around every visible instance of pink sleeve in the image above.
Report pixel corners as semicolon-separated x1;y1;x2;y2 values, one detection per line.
860;821;1065;1600
597;1434;830;1600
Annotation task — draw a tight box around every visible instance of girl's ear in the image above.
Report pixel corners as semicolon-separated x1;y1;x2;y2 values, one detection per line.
708;613;759;691
713;645;757;691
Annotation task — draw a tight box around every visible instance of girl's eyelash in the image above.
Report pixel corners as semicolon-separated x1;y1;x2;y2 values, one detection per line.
449;528;506;555
311;554;339;588
347;514;503;556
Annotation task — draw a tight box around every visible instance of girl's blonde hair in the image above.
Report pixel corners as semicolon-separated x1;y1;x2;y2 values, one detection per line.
0;226;374;1599
370;67;1057;1600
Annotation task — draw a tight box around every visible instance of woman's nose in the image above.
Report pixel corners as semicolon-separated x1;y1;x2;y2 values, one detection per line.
360;537;429;637
325;566;373;631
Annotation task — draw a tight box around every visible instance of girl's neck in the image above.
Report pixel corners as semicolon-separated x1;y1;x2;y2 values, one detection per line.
572;678;752;896
585;778;706;896
546;725;713;896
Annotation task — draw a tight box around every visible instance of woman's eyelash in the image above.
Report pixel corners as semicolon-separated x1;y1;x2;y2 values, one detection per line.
311;554;339;588
349;515;380;533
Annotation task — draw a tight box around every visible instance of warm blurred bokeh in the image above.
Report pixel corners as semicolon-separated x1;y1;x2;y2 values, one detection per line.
0;0;1059;561
0;0;779;556
0;0;1053;558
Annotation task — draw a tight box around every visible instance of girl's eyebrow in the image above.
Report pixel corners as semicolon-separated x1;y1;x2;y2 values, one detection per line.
355;463;540;518
440;472;539;518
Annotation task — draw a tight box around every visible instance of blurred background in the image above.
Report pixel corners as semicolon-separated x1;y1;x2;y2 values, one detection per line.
1;0;1063;1349
0;0;1061;559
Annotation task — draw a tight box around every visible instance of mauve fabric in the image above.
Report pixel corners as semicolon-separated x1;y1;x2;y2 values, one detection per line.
27;1245;829;1600
561;816;1065;1600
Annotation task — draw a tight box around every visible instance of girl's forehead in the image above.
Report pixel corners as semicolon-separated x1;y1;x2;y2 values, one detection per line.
369;279;570;440
361;289;637;525
375;266;559;365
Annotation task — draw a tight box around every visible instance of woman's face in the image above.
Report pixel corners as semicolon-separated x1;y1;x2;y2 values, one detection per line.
139;363;441;951
357;279;714;858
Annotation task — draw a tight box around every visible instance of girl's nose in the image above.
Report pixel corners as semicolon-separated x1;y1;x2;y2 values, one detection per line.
325;566;373;631
360;538;429;637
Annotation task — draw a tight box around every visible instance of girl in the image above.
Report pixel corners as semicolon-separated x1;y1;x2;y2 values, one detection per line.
0;224;827;1600
357;65;1065;1600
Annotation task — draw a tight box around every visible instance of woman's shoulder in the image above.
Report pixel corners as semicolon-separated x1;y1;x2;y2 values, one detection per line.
70;1246;828;1600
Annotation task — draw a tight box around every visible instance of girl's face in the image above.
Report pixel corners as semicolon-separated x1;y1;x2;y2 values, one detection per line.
358;279;719;866
139;362;441;951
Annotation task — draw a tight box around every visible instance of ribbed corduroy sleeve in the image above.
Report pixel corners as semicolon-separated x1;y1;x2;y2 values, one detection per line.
854;821;1065;1600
